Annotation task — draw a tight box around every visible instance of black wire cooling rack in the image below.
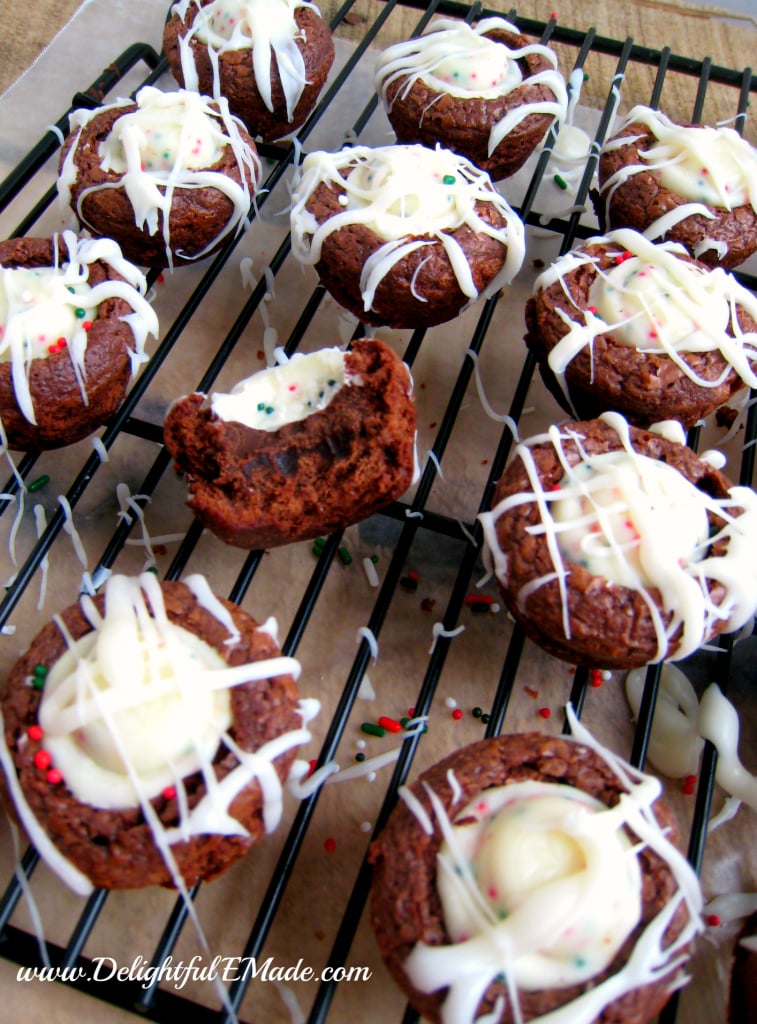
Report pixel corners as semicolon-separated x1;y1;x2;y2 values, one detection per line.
0;2;756;1023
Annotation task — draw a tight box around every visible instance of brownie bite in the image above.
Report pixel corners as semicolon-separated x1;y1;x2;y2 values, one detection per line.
289;143;525;328
58;85;260;269
596;105;757;270
370;728;702;1024
163;0;335;142
0;573;313;892
164;339;417;549
376;16;568;181
0;232;158;451
526;228;757;428
478;413;757;669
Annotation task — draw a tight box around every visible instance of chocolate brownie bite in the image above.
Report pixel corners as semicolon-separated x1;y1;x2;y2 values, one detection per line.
375;16;568;181
596;105;757;270
58;85;261;269
526;228;757;429
0;573;315;893
164;339;417;549
0;231;158;451
369;725;703;1024
730;911;757;1023
289;143;525;328
478;413;757;669
163;0;335;142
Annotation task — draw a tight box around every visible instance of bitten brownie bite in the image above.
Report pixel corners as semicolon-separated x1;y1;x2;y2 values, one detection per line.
58;85;261;269
0;231;158;451
164;339;417;549
289;143;525;328
525;228;757;428
596;105;757;270
0;573;317;893
369;722;703;1024
163;0;335;142
478;413;757;669
375;16;568;181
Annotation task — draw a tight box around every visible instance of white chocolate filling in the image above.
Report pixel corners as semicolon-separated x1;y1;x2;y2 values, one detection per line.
376;17;568;158
551;451;709;588
0;267;96;365
210;347;351;430
290;144;525;313
436;781;641;989
478;411;757;662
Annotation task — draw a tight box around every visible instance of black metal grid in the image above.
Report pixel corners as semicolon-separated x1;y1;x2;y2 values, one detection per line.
0;2;755;1022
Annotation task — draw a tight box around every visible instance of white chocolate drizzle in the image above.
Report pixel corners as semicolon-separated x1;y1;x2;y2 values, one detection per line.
0;573;317;895
375;18;568;158
534;228;757;411
290;144;525;314
402;708;703;1024
210;346;353;430
625;663;704;778
0;230;157;427
599;105;757;246
478;412;757;662
170;0;324;121
59;86;260;269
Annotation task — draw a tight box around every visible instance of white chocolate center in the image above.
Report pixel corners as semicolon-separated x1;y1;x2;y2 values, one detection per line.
552;451;709;587
436;781;641;989
0;266;95;365
210;347;350;430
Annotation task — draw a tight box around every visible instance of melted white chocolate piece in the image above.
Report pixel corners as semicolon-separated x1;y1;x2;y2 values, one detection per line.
403;707;704;1024
0;231;157;427
625;663;704;778
290;144;525;314
551;451;709;588
436;781;640;989
59;86;260;269
171;0;322;120
376;18;568;158
210;347;350;430
535;229;757;408
478;411;757;662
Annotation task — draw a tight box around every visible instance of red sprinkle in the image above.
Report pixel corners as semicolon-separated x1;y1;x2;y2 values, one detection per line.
408;707;415;717
464;594;493;609
47;768;63;785
452;708;464;721
82;320;93;332
538;707;551;719
524;686;539;699
28;724;43;742
682;777;696;795
706;914;721;927
34;749;52;771
590;668;603;688
308;759;318;777
378;716;403;734
162;786;177;800
420;597;436;612
157;273;165;283
613;250;634;264
324;837;337;853
685;774;698;786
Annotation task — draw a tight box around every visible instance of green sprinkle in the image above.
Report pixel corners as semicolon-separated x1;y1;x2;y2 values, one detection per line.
32;676;45;691
33;664;47;677
361;722;386;738
147;566;159;574
553;174;569;190
355;752;366;763
481;713;491;725
583;71;590;81
338;546;352;566
27;474;50;493
257;402;266;411
370;554;379;564
75;307;86;319
400;716;411;728
472;706;483;719
67;286;76;294
327;379;336;387
442;174;456;185
312;537;326;556
265;406;275;415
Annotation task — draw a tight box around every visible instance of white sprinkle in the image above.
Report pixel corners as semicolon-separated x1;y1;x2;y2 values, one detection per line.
367;772;377;782
357;740;366;750
1;625;16;636
363;557;380;588
360;821;372;833
491;603;501;614
444;697;457;709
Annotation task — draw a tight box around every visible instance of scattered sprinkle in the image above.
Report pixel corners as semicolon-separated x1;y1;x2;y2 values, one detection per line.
378;716;402;734
47;768;63;785
362;556;379;587
308;759;318;777
360;821;372;833
27;475;50;494
34;750;52;771
524;686;539;699
324;837;337;853
481;713;491;725
442;174;456;185
355;752;366;763
312;537;325;557
464;593;493;613
553;173;568;190
538;707;552;719
590;668;603;688
361;722;386;738
400;572;419;592
420;597;436;612
452;708;464;721
27;725;43;742
338;546;352;566
472;706;483;719
444;697;457;709
706;914;721;927
162;786;177;800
